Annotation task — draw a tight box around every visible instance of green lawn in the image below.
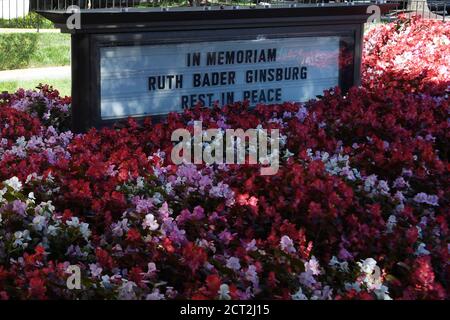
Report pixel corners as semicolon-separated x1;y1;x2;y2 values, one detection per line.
0;33;70;71
0;78;71;97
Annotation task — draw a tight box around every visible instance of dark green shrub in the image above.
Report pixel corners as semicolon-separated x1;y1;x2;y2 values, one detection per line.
0;33;70;70
0;12;53;29
0;33;38;70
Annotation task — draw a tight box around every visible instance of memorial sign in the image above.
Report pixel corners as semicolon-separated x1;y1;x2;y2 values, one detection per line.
38;4;395;132
100;36;339;119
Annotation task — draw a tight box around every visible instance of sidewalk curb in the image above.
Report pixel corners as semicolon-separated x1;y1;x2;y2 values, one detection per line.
0;66;70;81
0;28;60;33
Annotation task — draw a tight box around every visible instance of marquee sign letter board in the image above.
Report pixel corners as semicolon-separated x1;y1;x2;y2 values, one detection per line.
100;36;342;120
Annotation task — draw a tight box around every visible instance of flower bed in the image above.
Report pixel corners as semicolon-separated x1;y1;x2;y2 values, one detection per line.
0;17;448;300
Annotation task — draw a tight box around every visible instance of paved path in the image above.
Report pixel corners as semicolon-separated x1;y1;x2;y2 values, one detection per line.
0;66;70;82
0;28;60;33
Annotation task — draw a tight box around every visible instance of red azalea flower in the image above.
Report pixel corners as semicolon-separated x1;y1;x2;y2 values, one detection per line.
126;228;142;243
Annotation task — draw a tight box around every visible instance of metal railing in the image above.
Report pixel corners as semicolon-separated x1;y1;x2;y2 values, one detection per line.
0;0;448;28
383;0;448;21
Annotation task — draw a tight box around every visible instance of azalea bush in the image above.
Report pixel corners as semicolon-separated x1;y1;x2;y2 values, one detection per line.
0;17;448;300
363;16;450;95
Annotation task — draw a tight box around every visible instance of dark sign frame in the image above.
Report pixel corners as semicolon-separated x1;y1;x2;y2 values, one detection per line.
39;5;395;132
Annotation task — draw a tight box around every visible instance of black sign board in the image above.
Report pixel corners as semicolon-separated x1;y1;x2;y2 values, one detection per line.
39;5;395;132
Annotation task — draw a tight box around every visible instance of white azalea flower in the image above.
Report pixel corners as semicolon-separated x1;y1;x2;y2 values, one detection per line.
374;285;392;300
147;262;157;274
345;282;361;292
280;235;296;253
386;215;397;233
79;222;91;240
146;288;165;300
415;243;431;256
89;264;103;278
305;256;321;275
226;256;241;271
4;176;22;192
218;284;231;300
143;213;159;231
136;176;145;189
118;281;137;300
31;215;47;231
47;225;59;236
0;187;6;203
66;217;91;240
66;217;80;228
357;258;377;274
13;230;31;248
292;287;308;300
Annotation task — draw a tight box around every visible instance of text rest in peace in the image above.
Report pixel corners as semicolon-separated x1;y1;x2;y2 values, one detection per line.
180;88;282;108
